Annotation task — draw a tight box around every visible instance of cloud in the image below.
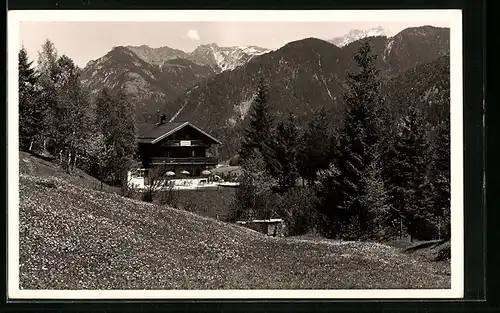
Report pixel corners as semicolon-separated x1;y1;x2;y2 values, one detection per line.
186;29;200;41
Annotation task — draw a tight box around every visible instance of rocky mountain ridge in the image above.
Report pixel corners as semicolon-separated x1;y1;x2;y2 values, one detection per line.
329;26;388;47
120;43;271;73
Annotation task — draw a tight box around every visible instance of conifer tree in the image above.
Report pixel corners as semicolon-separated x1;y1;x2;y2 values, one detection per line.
239;79;275;168
387;107;435;241
431;115;451;239
321;39;387;239
359;161;393;239
315;163;342;238
273;113;300;192
18;47;39;151
297;107;334;185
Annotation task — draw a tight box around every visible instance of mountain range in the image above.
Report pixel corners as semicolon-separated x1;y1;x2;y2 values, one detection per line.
80;25;450;159
125;43;271;73
80;43;270;121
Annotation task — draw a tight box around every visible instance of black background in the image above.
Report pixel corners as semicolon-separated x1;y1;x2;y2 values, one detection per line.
2;0;493;312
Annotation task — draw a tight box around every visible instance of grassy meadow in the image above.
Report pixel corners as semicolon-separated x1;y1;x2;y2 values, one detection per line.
17;152;451;290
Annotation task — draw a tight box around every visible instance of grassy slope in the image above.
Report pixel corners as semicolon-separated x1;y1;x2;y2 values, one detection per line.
173;188;236;222
19;172;451;290
19;151;121;194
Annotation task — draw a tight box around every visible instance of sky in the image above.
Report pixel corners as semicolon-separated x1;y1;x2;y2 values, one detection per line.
19;20;450;68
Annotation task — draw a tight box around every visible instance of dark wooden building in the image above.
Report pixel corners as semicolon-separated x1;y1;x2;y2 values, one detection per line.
136;120;222;177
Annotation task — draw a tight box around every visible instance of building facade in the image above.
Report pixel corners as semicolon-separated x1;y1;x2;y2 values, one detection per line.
128;121;222;187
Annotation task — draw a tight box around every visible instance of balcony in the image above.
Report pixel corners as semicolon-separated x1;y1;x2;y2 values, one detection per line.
159;140;209;147
150;156;218;165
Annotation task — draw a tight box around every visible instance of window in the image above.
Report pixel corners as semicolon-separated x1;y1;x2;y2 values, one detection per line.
134;169;148;178
136;170;145;178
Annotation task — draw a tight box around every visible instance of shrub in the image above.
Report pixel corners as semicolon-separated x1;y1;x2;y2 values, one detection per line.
229;150;275;222
276;186;320;236
229;154;241;166
141;191;154;202
158;185;180;208
36;179;58;189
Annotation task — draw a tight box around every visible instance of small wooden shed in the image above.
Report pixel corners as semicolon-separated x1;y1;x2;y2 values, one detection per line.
236;218;285;237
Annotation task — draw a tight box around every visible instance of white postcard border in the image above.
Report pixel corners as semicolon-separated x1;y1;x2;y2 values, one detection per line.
7;9;464;300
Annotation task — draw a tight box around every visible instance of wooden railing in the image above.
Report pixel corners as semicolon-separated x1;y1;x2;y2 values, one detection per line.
150;157;218;165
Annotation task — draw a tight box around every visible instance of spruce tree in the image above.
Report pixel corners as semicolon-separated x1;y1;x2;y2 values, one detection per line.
359;161;393;239
315;163;342;238
431;115;451;239
18;47;39;151
387;107;435;241
297;107;334;185
322;39;386;239
273;113;300;192
239;79;274;167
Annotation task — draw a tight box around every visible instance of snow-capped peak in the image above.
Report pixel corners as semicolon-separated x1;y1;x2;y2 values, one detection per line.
188;43;271;72
329;26;388;47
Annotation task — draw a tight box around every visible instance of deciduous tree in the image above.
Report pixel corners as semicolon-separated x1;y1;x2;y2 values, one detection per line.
95;88;138;186
35;39;60;153
231;149;275;221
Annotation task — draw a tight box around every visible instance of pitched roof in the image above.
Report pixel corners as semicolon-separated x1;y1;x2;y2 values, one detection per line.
138;122;186;141
137;121;222;145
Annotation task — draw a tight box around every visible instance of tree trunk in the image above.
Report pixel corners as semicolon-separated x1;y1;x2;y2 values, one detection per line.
68;151;72;172
400;218;403;239
438;215;441;240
